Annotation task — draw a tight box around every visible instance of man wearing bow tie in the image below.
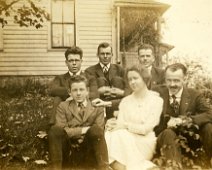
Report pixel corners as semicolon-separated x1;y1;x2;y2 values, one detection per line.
154;63;212;166
49;46;98;125
85;42;127;119
48;75;110;170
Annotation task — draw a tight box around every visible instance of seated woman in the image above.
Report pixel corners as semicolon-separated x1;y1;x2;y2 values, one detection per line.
105;66;163;170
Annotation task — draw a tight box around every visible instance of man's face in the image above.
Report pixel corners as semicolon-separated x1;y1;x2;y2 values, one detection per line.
70;82;88;103
165;69;186;95
98;46;112;65
138;49;155;68
65;54;82;73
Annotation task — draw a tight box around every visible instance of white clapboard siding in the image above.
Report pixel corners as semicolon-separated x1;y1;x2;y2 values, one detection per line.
77;0;113;67
0;0;114;76
4;40;47;44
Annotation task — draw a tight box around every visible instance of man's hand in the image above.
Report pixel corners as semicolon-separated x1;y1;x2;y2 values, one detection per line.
92;98;112;107
167;117;183;128
98;86;111;95
81;126;90;134
110;87;124;97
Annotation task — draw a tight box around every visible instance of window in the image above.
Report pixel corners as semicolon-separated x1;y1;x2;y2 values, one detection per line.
51;0;75;48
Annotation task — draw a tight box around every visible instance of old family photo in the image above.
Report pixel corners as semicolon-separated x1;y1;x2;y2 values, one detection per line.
0;0;212;170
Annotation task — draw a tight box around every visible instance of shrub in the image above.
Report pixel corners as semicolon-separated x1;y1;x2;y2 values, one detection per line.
0;78;53;169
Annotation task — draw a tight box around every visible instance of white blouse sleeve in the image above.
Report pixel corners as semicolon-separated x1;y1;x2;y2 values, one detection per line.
116;97;127;125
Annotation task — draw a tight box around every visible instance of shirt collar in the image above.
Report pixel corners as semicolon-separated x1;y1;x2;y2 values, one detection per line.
100;63;110;70
169;87;183;98
147;65;152;74
75;99;87;107
148;65;152;71
69;69;81;76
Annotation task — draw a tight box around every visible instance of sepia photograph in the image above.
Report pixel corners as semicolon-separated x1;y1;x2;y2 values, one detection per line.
0;0;212;169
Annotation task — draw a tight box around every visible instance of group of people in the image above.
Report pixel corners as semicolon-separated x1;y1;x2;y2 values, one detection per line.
48;42;212;170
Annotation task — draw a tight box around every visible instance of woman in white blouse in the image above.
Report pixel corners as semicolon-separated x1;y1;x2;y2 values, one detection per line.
105;66;163;170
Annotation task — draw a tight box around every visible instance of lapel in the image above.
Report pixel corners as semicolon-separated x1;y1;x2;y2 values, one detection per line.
67;100;81;121
96;63;105;77
82;100;95;122
108;64;117;81
179;87;190;116
67;100;95;123
96;63;117;82
151;67;161;83
63;72;71;88
161;88;170;115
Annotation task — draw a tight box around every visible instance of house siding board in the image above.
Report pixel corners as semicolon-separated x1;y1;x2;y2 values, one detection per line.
0;0;113;76
77;0;113;67
0;0;63;75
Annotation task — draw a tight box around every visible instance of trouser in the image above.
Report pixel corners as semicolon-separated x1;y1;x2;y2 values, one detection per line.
48;124;109;170
156;123;212;164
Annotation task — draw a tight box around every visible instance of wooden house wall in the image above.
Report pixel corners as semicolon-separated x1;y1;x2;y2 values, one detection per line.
0;0;113;76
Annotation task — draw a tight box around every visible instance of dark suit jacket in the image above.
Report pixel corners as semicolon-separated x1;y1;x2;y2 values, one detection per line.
55;99;104;138
85;63;127;110
85;63;125;87
154;86;212;136
150;66;165;89
49;71;98;101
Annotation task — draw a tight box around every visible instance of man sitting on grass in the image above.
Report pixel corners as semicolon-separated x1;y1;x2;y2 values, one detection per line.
48;75;110;170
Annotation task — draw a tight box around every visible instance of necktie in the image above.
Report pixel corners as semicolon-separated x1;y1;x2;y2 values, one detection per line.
170;95;180;116
103;65;108;74
78;102;84;119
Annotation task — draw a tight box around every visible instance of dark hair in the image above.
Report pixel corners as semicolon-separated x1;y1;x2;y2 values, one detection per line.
138;44;155;56
67;75;88;90
126;66;151;85
64;46;83;60
97;42;112;55
165;63;187;75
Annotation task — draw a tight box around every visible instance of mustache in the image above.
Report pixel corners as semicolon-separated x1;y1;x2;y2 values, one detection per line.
169;86;178;89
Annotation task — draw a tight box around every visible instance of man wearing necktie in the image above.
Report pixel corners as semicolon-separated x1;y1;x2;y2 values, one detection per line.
49;46;98;125
154;63;212;166
48;75;110;170
85;42;128;119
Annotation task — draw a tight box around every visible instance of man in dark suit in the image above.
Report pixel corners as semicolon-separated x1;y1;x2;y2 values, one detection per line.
49;46;98;124
137;44;164;89
48;75;110;170
85;42;127;119
154;63;212;166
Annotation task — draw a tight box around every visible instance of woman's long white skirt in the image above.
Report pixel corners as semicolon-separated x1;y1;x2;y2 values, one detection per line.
105;129;157;170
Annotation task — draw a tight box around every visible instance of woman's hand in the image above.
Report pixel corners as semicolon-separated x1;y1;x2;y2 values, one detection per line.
105;118;117;131
109;122;128;132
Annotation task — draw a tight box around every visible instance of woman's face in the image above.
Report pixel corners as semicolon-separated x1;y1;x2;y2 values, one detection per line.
127;71;146;92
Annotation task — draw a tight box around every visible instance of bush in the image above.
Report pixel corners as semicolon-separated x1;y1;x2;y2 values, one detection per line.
0;78;53;169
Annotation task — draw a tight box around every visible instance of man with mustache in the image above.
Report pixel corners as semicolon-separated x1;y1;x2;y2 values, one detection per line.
49;46;98;125
154;63;212;167
137;43;165;89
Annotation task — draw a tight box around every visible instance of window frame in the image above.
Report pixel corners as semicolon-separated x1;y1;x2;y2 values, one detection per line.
51;0;76;49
